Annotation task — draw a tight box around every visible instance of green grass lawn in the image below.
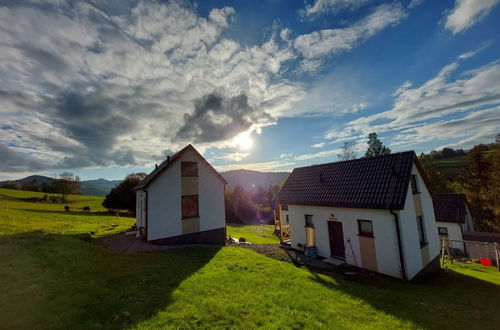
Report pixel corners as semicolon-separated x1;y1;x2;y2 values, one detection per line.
226;223;279;244
1;188;499;329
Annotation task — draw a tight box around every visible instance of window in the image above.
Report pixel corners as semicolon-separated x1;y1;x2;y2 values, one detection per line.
182;195;199;219
305;214;313;228
358;220;374;237
181;162;198;177
410;175;419;194
286;215;289;224
438;227;448;236
417;216;426;246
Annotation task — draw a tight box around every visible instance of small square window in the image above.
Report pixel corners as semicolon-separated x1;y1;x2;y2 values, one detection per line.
358;220;373;237
181;162;198;177
305;214;313;228
438;227;448;236
182;195;199;219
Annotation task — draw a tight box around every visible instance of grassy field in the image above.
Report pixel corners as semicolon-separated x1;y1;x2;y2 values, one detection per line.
226;223;279;244
1;189;499;329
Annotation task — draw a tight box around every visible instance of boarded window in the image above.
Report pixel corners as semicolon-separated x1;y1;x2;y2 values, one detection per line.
181;162;198;177
358;220;374;237
182;195;199;219
438;227;448;235
305;214;313;227
410;175;419;194
417;216;426;246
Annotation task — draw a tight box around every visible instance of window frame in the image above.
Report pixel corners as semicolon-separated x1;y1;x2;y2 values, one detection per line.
357;219;374;238
410;174;420;194
305;214;314;228
417;216;427;247
181;161;198;177
438;226;448;236
182;195;199;219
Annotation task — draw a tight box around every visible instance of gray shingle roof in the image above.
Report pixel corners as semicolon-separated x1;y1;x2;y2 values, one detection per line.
433;194;468;223
278;151;424;210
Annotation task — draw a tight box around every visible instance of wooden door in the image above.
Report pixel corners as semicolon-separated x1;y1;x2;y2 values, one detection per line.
328;221;345;259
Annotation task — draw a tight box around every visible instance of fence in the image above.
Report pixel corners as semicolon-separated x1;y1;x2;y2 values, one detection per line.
441;238;500;271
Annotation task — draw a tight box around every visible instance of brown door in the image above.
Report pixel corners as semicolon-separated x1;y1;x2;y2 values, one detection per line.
328;221;345;259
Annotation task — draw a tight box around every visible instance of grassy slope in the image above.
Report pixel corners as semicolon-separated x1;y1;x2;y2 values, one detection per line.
1;189;499;329
226;223;279;244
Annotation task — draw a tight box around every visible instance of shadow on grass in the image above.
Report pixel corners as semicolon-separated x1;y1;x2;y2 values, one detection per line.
293;256;500;328
19;208;134;218
0;231;220;329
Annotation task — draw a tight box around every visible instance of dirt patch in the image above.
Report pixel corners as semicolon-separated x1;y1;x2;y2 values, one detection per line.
100;232;219;253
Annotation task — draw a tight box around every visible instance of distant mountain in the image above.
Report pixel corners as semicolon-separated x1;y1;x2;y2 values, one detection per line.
221;170;289;191
79;179;121;197
3;169;289;196
1;175;121;197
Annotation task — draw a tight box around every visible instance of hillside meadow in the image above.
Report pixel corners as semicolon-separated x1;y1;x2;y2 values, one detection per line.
0;188;499;329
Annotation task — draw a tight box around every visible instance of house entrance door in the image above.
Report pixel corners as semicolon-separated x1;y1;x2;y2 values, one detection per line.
328;221;345;259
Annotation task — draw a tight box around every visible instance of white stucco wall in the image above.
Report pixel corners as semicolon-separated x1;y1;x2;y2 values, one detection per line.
463;203;474;232
397;163;440;279
436;222;464;252
144;149;226;241
182;151;226;232
286;205;402;278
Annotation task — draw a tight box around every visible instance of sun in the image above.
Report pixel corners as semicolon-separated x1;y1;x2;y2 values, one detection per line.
233;132;253;150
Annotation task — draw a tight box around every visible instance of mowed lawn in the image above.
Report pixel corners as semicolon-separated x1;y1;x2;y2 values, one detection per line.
226;223;279;244
1;189;500;329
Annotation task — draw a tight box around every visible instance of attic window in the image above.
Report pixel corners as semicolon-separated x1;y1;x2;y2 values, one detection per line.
182;195;199;219
438;227;448;236
181;162;198;177
410;175;419;194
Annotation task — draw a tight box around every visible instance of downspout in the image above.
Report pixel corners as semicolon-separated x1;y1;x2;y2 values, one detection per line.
390;209;407;280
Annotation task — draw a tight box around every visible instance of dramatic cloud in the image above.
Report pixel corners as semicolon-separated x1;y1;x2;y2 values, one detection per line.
302;0;371;17
294;3;407;71
0;0;303;173
322;53;500;150
176;93;273;144
445;0;500;34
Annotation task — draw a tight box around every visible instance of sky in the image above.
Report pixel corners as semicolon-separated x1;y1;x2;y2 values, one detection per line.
0;0;499;180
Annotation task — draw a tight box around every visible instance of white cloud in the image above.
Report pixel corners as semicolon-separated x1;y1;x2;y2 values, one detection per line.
0;1;305;173
214;152;251;162
294;3;407;71
294;148;341;161
322;52;500;150
445;0;500;34
302;0;371;17
408;0;425;9
215;160;295;172
311;142;326;148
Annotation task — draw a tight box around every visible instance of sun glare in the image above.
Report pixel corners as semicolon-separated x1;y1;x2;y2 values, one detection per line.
233;132;253;150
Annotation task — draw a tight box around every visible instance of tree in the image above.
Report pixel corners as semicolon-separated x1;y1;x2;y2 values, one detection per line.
418;153;453;194
1;181;20;190
365;132;391;157
265;184;280;209
459;146;498;232
102;173;147;213
338;141;357;161
21;179;40;192
52;172;80;202
496;133;500;144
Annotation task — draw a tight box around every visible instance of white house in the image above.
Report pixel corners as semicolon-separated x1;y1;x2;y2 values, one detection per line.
133;144;227;245
433;194;474;253
278;151;441;281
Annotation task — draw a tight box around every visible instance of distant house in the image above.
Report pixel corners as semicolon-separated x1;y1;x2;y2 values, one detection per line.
433;194;474;253
278;151;441;281
133;144;227;244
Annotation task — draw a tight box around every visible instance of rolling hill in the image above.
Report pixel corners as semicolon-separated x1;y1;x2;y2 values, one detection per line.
221;169;289;190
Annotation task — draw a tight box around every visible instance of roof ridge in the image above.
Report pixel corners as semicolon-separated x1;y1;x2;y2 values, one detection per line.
292;150;415;171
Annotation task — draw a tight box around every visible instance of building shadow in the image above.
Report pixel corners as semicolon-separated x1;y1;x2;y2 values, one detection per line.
291;257;500;328
0;230;220;329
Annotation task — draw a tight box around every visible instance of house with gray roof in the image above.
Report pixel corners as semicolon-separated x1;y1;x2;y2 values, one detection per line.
134;144;227;245
278;151;441;280
433;194;474;253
